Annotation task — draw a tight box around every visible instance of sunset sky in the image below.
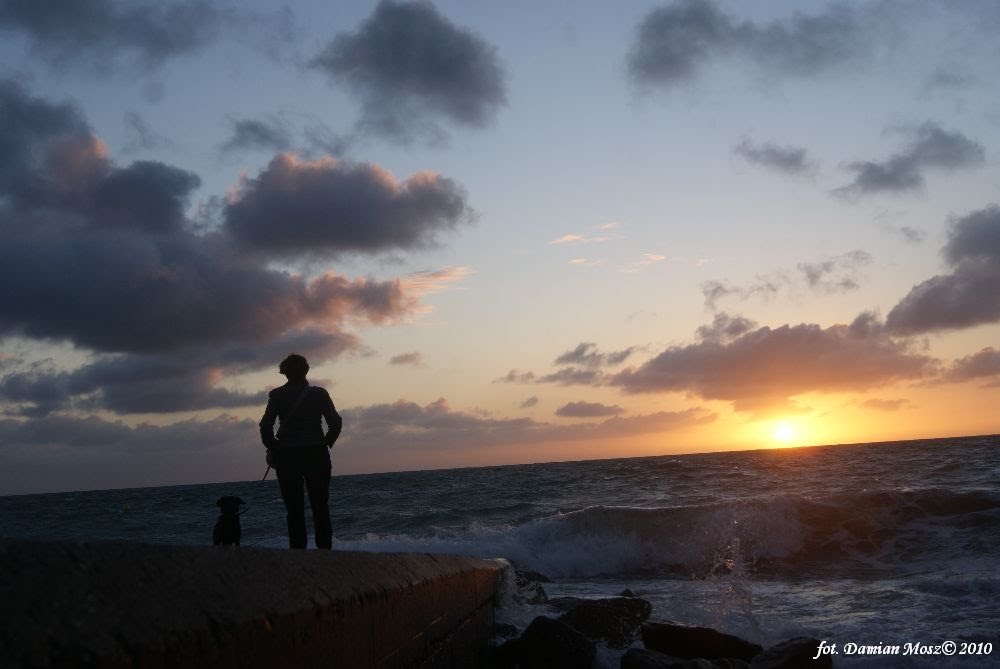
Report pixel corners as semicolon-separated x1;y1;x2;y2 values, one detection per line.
1;0;999;495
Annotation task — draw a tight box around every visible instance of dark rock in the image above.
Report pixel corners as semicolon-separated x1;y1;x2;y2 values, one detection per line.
642;622;763;661
620;588;637;598
558;597;653;648
621;648;684;668
546;596;589;612
493;622;520;640
497;616;596;669
751;637;830;669
621;650;751;669
622;649;753;669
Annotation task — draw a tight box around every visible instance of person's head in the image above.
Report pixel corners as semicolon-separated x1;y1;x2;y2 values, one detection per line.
279;354;309;382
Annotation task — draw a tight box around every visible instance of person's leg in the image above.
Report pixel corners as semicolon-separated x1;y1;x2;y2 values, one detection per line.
277;456;307;549
304;447;333;549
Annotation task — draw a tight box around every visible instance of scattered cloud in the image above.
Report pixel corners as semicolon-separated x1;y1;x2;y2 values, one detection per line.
0;0;293;76
555;401;625;418
309;0;506;144
403;266;472;295
622;253;667;273
554;342;635;368
610;312;937;413
835;122;985;198
887;206;1000;334
734;138;815;176
223;153;473;260
122;112;173;153
219;116;293;155
389;352;423;367
0;0;224;72
538;367;605;386
550;233;616;245
702;251;872;309
520;396;539;409
628;0;872;90
569;258;607;268
496;370;536;384
338;397;713;451
923;69;975;92
859;398;912;412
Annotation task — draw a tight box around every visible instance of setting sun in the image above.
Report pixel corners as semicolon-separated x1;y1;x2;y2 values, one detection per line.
773;421;796;444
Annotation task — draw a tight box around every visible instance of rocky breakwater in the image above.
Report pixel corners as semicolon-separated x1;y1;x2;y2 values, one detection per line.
494;571;832;669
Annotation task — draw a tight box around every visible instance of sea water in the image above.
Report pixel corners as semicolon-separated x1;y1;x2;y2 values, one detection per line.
1;435;998;667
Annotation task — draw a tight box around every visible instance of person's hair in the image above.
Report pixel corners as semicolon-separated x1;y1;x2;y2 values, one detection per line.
279;354;309;379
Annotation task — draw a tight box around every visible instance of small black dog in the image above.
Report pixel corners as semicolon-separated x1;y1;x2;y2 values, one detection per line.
213;496;246;547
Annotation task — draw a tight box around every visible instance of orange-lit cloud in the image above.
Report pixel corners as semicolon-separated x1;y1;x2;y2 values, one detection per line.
610;312;938;413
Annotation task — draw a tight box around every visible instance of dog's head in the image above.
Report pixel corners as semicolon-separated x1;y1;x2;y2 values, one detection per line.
216;496;246;516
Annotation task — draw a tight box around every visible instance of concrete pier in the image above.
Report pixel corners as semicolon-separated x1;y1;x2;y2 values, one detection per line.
0;540;504;668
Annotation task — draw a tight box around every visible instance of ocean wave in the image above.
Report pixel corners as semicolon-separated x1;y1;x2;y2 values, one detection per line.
332;488;1000;579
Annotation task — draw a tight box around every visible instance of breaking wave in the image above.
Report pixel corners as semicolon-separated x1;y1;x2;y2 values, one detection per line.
333;488;1000;579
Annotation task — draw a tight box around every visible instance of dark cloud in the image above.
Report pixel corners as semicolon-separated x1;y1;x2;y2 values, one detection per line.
389;352;423;367
554;342;635;368
610;313;936;413
835;122;985;198
223;153;473;260
0;413;260;494
734;138;815;176
219;117;293;155
0;223;413;354
946;347;1000;383
0;329;353;417
309;0;506;143
520;396;539;409
695;313;758;343
887;206;1000;334
942;205;1000;265
628;0;870;89
0;81;458;418
0;79;92;202
555;401;625;418
0;0;224;72
1;81;200;232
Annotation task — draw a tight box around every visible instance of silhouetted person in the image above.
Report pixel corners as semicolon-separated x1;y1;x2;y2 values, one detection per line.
260;354;342;549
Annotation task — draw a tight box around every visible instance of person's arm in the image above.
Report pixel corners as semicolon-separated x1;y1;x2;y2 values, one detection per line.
322;391;343;447
259;393;280;449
